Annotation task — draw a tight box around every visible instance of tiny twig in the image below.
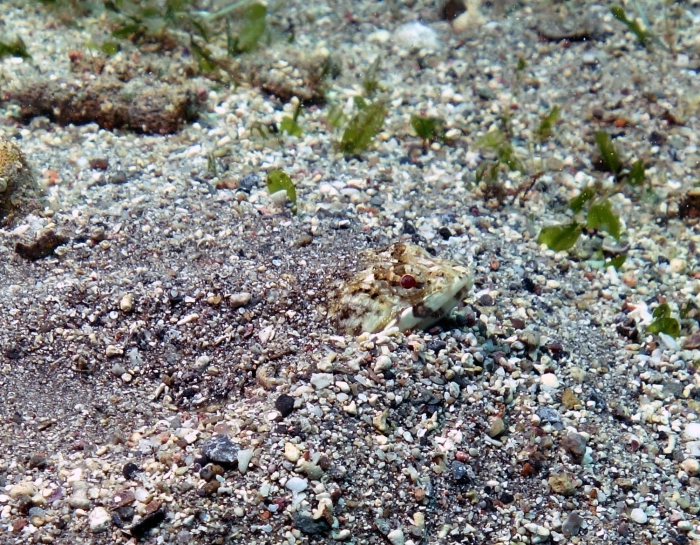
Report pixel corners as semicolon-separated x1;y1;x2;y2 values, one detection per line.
511;171;544;206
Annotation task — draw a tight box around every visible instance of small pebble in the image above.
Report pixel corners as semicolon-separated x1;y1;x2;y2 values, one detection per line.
630;508;648;524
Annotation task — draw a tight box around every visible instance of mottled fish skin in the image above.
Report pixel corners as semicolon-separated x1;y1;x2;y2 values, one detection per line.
334;243;471;335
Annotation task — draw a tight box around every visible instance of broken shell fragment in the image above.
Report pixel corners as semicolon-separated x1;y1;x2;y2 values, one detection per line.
334;243;471;335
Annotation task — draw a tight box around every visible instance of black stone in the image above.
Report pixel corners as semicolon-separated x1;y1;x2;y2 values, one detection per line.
478;294;494;307
402;221;416;235
275;394;296;419
130;508;166;540
374;517;391;535
522;277;537;294
499;491;515;504
117;506;134;524
452;460;470;484
438;227;453;240
122;462;141;480
28;454;48;470
293;513;331;536
426;340;447;353
199;467;215;482
4;346;21;360
110;171;128;184
536;407;563;430
239;173;261;191
201;434;239;464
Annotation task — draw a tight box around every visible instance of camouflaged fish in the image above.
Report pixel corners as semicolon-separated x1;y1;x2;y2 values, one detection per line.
334;242;471;335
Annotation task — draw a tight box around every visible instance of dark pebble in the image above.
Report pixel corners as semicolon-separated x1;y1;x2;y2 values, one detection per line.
201;434;239;464
239;173;261;191
110;171;128;184
426;340;447;353
117;506;134;522
89;158;109;170
511;317;526;329
193;455;208;469
293;513;331;536
561;433;587;459
112;512;125;528
14;230;68;261
562;513;584;536
200;464;224;482
199;467;215;482
402;221;416;234
130;508;166;539
198;481;220;496
452;460;470;484
441;0;466;20
478;294;494;307
438;227;453;240
649;131;665;146
375;517;391;535
28;454;48;470
275;394;296;419
4;346;21;360
522;277;538;294
536;407;563;430
499;491;514;504
122;462;141;480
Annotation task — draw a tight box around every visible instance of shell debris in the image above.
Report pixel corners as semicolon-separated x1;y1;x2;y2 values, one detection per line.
334;243;471;335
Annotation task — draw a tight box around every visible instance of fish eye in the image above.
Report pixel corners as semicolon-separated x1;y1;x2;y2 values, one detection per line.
400;274;417;289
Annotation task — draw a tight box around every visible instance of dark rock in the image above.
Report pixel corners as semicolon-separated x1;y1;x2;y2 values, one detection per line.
561;433;587;459
511;317;526;329
680;189;700;220
369;195;384;207
201;434;239;464
198;481;220;496
522;277;539;294
536;407;563;430
426;340;447;353
661;381;683;399
441;0;466;20
478;294;494;307
649;131;665;146
239;173;261;191
275;394;296;419
293;512;331;536
130;508;166;540
28;454;48;470
200;464;224;482
374;517;391;535
4;346;22;360
438;227;452;240
110;171;128;184
116;506;134;524
562;513;584;536
616;317;639;341
14;230;68;261
402;221;416;234
499;491;514;504
89;158;109;170
452;460;470;484
122;462;141;480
